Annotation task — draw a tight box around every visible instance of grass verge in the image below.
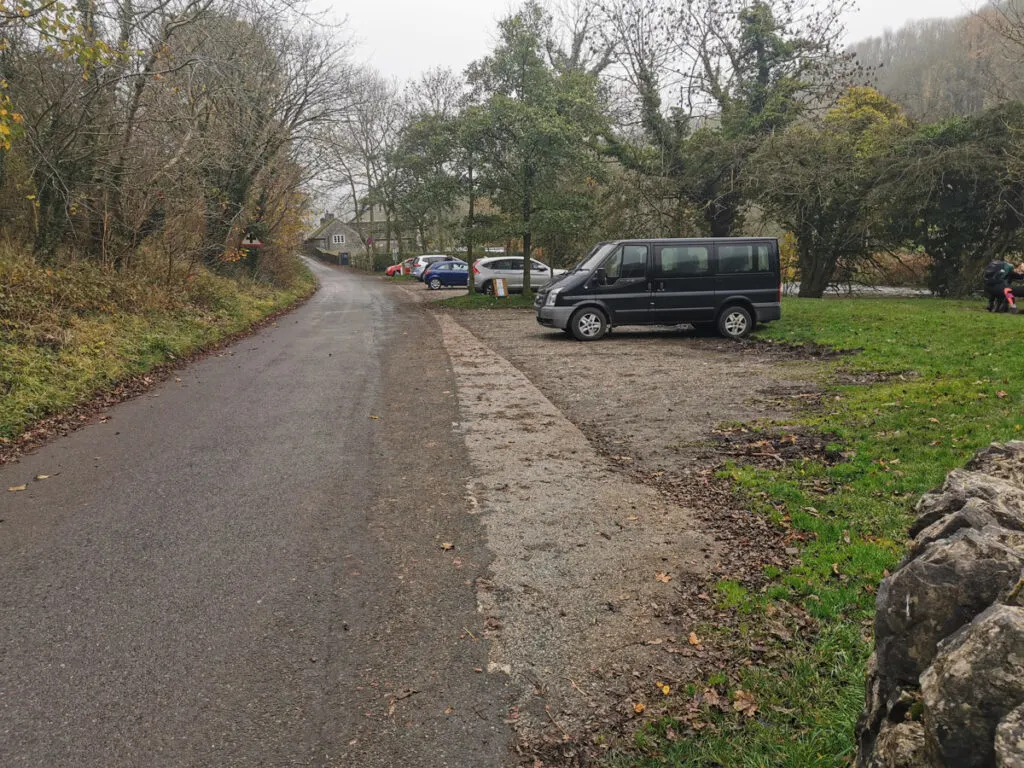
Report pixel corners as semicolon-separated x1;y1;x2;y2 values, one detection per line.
439;292;536;309
614;297;1024;767
1;253;316;443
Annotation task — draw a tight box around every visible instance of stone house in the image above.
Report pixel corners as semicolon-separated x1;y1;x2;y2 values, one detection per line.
304;213;365;265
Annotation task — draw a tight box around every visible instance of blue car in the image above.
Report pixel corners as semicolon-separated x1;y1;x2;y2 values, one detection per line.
422;260;469;290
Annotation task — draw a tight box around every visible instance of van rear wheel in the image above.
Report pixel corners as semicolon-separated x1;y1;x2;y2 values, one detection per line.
570;307;608;341
717;305;753;340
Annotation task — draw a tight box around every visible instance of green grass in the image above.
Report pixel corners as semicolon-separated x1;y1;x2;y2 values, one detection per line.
1;256;315;441
613;296;1024;767
439;292;536;309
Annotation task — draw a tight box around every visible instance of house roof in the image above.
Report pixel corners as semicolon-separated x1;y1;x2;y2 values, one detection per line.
306;217;359;242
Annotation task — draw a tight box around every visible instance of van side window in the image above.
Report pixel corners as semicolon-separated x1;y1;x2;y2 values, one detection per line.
718;244;771;273
655;245;709;277
602;245;648;280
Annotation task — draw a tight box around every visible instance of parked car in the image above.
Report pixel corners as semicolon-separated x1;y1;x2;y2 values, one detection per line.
422;260;469;290
534;238;782;341
411;255;450;280
386;257;416;277
472;257;567;294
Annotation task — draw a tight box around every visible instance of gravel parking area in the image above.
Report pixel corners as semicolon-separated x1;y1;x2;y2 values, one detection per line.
439;307;828;760
457;310;823;475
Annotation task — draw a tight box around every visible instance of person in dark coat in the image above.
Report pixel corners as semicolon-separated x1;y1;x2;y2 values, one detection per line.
983;261;1024;313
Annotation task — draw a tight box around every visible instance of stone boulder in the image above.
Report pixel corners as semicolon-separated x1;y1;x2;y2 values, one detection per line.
996;703;1024;768
920;605;1024;767
874;528;1024;696
856;442;1024;768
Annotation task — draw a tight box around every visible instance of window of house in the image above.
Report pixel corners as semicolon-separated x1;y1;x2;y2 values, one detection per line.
332;233;346;245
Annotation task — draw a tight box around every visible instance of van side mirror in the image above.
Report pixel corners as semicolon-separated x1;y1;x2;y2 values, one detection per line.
594;267;608;285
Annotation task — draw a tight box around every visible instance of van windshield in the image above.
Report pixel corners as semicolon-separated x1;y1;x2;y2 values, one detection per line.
574;243;618;272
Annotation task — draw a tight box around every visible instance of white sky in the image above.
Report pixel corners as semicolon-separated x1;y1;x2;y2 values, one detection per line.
331;0;983;83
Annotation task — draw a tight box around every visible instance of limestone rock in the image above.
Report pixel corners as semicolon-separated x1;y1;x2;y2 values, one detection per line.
875;529;1024;694
869;720;932;768
966;442;1024;486
996;703;1024;768
921;604;1024;768
911;470;1024;539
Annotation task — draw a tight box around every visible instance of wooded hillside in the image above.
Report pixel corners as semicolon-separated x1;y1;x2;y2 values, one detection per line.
852;5;1024;121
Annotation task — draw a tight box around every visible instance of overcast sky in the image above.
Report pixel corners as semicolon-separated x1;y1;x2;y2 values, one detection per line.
332;0;983;83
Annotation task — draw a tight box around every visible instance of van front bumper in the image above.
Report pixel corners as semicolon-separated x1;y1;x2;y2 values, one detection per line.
536;305;574;330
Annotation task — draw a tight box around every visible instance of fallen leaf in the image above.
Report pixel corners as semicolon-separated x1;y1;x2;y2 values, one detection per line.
703;687;723;709
661;684;671;695
733;689;758;718
655;572;672;583
633;702;646;714
369;415;380;420
664;725;678;741
997;390;1008;399
688;632;701;646
7;484;27;492
34;475;50;481
842;530;851;545
928;417;940;423
441;542;455;551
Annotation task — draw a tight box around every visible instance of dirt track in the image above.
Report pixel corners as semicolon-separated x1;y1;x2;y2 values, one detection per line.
431;300;828;760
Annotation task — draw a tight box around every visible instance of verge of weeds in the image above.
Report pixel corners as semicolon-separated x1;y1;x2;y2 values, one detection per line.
611;297;1024;767
1;252;316;445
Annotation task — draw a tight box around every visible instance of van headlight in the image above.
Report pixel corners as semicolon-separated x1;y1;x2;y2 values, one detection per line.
545;288;562;307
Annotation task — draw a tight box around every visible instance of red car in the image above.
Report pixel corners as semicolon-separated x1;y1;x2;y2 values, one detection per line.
386;258;416;276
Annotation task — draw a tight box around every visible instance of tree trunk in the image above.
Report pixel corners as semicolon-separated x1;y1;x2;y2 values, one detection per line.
521;167;533;294
797;241;838;298
466;165;476;294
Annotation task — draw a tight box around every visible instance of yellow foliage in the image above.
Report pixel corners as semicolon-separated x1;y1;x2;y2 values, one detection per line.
780;232;799;281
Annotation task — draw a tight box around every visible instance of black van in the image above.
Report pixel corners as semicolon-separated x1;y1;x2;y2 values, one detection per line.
534;238;782;341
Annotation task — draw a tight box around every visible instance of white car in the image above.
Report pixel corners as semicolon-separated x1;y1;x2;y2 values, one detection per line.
472;257;567;294
411;255;450;280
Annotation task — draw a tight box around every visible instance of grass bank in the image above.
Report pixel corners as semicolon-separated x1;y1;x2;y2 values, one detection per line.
1;251;315;443
616;297;1023;767
439;292;536;309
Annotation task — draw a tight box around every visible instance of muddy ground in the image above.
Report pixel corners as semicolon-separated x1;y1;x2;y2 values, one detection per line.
417;294;833;763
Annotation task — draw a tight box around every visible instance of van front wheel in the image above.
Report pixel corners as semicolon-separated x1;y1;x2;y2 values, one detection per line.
718;306;753;340
570;307;608;341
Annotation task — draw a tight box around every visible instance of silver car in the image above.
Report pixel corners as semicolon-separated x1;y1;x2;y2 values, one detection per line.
472;257;566;294
411;254;450;280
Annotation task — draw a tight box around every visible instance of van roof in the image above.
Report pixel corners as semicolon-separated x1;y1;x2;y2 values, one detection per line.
611;237;777;244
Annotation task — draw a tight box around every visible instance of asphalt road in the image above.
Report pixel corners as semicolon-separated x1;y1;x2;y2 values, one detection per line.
0;260;509;767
